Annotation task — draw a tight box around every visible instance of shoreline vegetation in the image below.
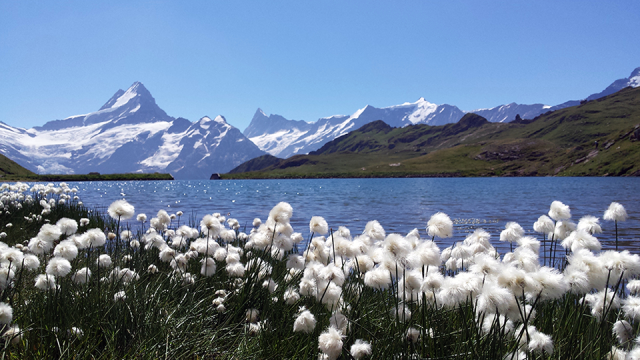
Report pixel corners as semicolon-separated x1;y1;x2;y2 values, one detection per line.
0;152;174;182
0;182;638;358
0;173;175;182
220;172;638;180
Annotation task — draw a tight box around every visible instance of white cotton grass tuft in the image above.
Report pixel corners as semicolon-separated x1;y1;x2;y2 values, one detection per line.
56;217;78;236
28;237;52;255
612;320;633;345
628;280;640;295
37;224;62;242
268;202;293;223
413;240;442;268
34;274;56;291
159;248;176;263
107;199;135;220
71;267;91;284
529;266;568;301
364;220;385;241
553;221;576;241
120;230;132;240
561;229;601;252
293;309;317;333
46;257;72;277
481;314;514;335
226;262;245;277
500;222;524;243
318;326;344;360
246;309;259;323
475;280;515;316
114;291;126;302
200;215;222;237
200;257;217;277
427;212;453;239
350;339;372;359
0;302;12;324
628;348;640;360
606;346;628;360
584;289;621;320
22;254;40;271
2;325;21;345
364;267;392;290
548;200;571;221
310;216;329;235
53;240;78;261
604;202;628;222
0;267;15;290
0;247;23;266
383;234;412;260
284;288;300;305
85;228;107;247
97;254;112;268
533;215;554;234
157;210;171;226
527;329;554;355
577;215;602;234
622;296;640;321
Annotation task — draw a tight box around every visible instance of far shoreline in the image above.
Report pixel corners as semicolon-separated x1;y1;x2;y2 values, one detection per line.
0;172;174;182
218;172;639;180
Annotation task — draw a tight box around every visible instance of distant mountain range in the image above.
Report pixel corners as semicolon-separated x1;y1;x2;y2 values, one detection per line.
228;86;640;178
0;67;638;179
244;67;640;158
0;82;265;179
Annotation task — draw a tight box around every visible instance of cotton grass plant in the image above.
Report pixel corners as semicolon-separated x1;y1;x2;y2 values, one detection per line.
0;182;637;359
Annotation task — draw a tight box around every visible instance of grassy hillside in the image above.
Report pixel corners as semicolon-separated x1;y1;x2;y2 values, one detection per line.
224;87;640;179
0;153;38;178
227;154;283;173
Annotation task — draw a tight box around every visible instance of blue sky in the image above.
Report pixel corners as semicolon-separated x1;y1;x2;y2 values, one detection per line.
1;1;639;131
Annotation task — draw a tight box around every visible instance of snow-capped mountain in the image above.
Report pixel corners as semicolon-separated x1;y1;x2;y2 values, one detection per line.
247;67;640;158
0;82;265;179
244;98;465;158
472;103;551;123
472;66;640;123
584;66;640;101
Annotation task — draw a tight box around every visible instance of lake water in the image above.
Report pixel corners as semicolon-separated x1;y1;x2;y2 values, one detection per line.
54;177;640;254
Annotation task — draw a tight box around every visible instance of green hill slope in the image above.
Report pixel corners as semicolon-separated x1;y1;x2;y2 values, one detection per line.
224;87;640;179
0;153;37;178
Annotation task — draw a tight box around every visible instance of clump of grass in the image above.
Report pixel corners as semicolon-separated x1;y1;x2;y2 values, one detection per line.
0;182;636;359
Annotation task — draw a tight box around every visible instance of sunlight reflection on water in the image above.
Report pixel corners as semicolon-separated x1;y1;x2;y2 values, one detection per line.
45;177;640;254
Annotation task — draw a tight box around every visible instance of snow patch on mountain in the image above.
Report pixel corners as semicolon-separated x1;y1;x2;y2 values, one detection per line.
111;85;140;108
139;132;185;170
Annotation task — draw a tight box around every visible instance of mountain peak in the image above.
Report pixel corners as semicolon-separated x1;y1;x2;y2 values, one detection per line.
351;105;371;119
196;115;230;130
213;115;228;125
99;81;153;111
